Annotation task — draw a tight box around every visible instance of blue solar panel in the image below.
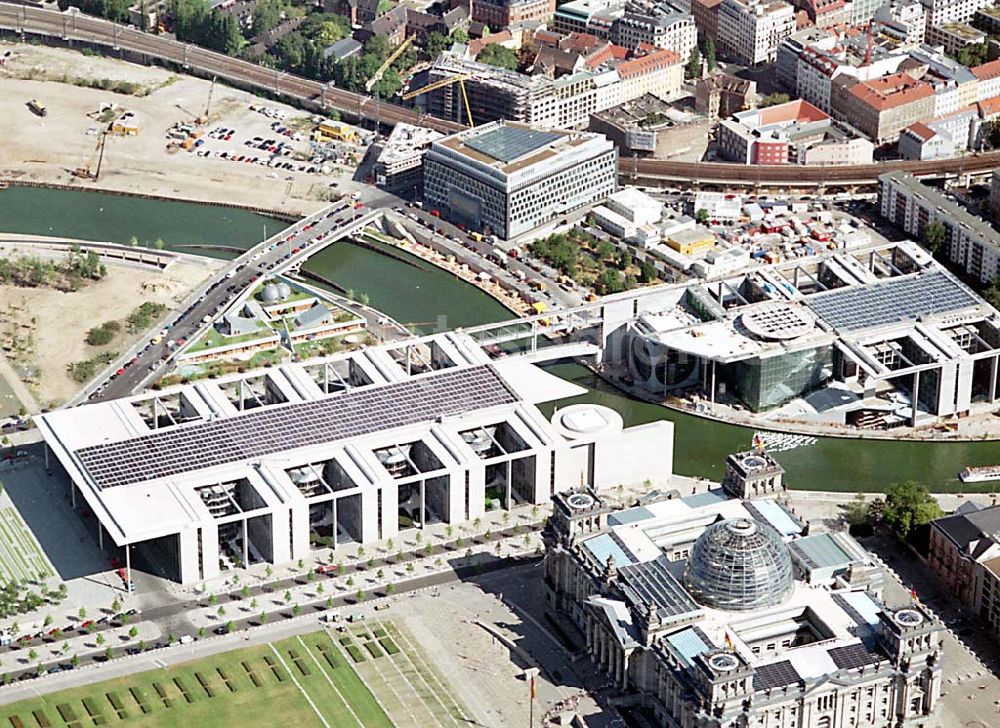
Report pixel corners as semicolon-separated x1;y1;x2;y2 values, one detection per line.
77;365;518;489
805;272;979;332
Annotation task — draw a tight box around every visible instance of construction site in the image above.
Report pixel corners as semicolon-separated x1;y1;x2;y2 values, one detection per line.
0;41;359;214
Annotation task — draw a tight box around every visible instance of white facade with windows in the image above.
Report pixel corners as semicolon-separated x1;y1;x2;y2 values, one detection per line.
423;121;617;239
717;0;795;66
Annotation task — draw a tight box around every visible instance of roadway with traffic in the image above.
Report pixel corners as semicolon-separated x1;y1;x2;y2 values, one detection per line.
4;1;1000;188
86;193;388;402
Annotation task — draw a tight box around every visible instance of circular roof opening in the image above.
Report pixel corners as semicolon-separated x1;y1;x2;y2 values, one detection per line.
683;518;794;612
567;493;596;510
894;609;924;627
741;302;816;341
742;455;768;470
551;404;624;439
708;653;739;672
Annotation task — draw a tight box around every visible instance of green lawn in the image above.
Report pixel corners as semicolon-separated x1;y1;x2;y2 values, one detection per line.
185;325;276;354
0;504;54;583
0;632;392;728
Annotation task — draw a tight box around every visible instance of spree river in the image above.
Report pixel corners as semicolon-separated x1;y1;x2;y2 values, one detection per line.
1;186;996;492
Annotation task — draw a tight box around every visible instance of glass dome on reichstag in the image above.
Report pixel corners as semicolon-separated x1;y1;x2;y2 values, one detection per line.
682;518;793;612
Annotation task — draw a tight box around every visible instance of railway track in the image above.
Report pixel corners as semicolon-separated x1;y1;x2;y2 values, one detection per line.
2;1;998;186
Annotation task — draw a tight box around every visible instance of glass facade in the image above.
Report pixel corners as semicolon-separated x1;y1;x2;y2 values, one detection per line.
683;518;794;612
721;345;832;411
630;337;700;390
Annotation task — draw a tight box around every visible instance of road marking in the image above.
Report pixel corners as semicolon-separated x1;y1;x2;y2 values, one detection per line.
295;635;365;728
268;643;331;728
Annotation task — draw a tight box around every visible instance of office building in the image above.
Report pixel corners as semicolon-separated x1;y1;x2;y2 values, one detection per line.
543;462;944;728
717;0;796;66
926;21;986;54
36;331;672;585
919;0;992;27
879;170;1000;284
691;0;721;39
616;240;1000;421
423;121;617;239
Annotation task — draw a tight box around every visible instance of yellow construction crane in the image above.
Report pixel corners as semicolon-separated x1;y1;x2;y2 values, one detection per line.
401;73;475;128
195;76;215;125
365;35;414;93
72;124;110;181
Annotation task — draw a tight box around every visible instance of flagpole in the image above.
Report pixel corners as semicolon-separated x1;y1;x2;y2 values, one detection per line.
529;676;534;728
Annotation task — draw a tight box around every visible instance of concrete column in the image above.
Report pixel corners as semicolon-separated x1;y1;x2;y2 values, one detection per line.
178;528;201;584
911;370;920;428
467;466;486;520
202;524;221;581
990;354;999;403
710;360;717;404
381;486;399;541
533;451;551;505
419;480;426;530
125;545;131;592
272;507;292;565
242;519;249;569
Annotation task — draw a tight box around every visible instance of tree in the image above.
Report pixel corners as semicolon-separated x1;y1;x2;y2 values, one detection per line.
208;593;218;606
225;620;235;633
198;627;206;638
217;605;226;618
452;27;468;44
695;208;710;225
703;36;716;71
982;279;1000;310
760;92;791;108
921;222;947;256
844;493;871;528
640;261;658;284
27;649;37;662
78;606;87;620
422;31;451;61
477;44;519;72
283;590;292;604
355;590;365;602
128;626;138;639
260;611;269;623
686;46;702;80
251;0;282;37
104;646;113;661
386;582;395;594
96;633;105;646
882;481;943;539
292;603;302;616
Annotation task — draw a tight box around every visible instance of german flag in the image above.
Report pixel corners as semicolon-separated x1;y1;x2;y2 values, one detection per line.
530;675;537;700
724;632;734;652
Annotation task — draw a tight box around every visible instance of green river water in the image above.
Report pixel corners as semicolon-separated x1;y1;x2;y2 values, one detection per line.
1;186;996;492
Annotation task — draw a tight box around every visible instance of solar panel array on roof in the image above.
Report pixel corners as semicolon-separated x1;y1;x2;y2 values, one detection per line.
753;660;801;691
805;272;980;332
582;533;634;569
463;126;562;164
619;556;701;619
76;365;518;489
828;642;883;671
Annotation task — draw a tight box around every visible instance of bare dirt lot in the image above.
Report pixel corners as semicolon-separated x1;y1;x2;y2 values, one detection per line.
0;246;220;407
0;41;363;215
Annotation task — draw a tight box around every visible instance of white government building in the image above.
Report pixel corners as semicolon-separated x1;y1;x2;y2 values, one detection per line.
36;332;671;584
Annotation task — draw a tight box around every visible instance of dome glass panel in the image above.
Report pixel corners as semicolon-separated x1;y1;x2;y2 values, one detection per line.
683;518;793;611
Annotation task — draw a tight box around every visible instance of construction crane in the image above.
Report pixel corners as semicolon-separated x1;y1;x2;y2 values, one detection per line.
72;125;109;181
196;76;215;125
401;74;475;128
365;35;414;93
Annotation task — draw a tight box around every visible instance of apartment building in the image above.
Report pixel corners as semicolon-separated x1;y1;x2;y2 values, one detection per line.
717;0;796;66
612;9;697;60
831;72;935;144
880;170;1000;285
426;45;683;130
466;0;556;28
928;505;1000;608
691;0;721;39
920;0;993;26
